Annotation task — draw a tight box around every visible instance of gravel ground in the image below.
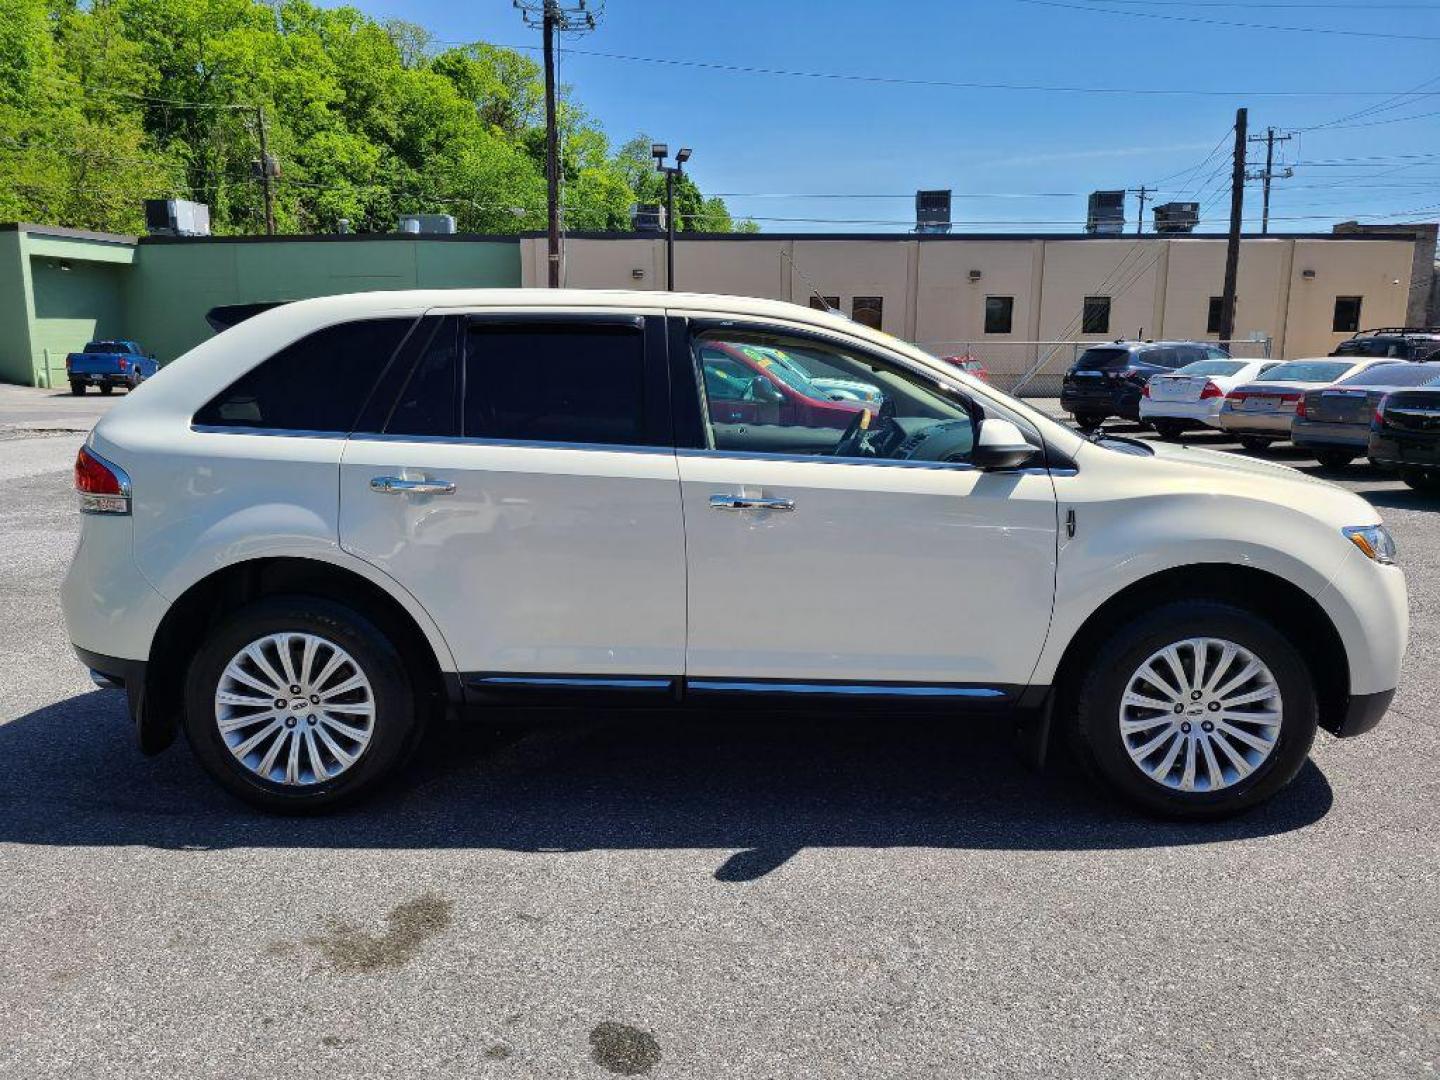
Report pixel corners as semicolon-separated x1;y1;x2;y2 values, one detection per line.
0;396;1435;1079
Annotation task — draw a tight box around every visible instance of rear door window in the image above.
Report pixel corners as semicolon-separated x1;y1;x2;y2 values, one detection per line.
194;318;415;432
463;319;652;446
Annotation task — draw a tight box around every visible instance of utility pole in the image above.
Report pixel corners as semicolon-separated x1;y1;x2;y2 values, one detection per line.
1218;107;1248;344
517;1;599;287
254;106;277;237
1247;126;1294;235
1131;185;1151;235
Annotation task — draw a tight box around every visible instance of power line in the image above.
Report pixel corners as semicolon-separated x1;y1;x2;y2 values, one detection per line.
499;43;1440;98
1012;0;1440;41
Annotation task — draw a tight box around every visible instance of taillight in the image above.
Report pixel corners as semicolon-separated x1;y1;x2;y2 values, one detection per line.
117;358;128;371
1142;382;1151;398
1226;391;1247;402
1294;395;1307;419
1199;380;1223;400
65;354;73;371
1279;393;1302;410
74;446;131;515
1374;394;1389;428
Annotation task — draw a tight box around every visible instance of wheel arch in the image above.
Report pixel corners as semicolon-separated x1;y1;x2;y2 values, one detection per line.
139;555;459;754
1048;564;1350;736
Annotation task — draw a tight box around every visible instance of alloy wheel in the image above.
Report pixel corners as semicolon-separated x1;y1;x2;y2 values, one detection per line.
1118;637;1282;792
213;632;376;786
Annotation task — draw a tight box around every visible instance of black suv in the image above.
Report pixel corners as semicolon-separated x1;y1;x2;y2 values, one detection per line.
1332;327;1440;361
1060;340;1230;430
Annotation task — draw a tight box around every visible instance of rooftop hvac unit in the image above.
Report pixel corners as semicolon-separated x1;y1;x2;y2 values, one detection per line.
1153;201;1201;234
915;189;952;234
144;199;211;237
1086;190;1126;235
398;214;456;235
632;203;667;232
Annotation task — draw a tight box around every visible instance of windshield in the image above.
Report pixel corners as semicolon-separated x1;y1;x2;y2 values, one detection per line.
1175;360;1245;377
1335;362;1440;388
1259;360;1352;383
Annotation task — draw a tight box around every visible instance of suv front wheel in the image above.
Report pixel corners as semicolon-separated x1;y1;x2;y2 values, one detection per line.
183;596;420;812
1068;600;1317;818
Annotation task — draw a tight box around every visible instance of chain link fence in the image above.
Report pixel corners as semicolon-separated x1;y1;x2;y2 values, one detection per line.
916;338;1274;398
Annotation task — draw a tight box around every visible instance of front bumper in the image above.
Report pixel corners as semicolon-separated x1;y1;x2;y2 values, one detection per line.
1328;688;1395;738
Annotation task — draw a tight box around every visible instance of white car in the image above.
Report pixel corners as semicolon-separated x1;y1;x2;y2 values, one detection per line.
62;290;1407;817
1140;357;1281;439
1217;357;1395;451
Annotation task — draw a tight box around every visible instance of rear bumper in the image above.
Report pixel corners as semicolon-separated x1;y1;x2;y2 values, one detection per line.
1291;419;1370;449
1369;431;1440;468
1060;385;1141;419
68;372;131;385
1139;398;1226;427
1217;408;1295;437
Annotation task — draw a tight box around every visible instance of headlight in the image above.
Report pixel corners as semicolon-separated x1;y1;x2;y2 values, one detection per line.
1343;524;1397;565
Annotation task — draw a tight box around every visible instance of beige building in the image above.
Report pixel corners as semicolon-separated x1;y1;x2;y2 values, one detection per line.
521;228;1438;389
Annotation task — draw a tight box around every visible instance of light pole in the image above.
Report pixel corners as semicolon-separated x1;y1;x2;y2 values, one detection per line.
652;143;690;291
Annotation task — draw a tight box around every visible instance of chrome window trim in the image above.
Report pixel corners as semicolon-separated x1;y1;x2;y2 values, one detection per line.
676;447;1059;476
347;432;674;455
472;675;672;690
190;424;348;440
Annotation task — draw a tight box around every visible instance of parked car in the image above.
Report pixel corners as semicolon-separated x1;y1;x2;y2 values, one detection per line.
1140;357;1281;439
63;290;1405;819
1217;358;1394;451
1292;361;1440;469
1332;327;1440;362
698;340;874;435
1060;341;1231;430
940;354;991;383
65;339;157;395
738;343;884;405
1369;386;1440;491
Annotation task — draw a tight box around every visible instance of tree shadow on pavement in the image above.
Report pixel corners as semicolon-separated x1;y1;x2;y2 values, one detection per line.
0;690;1333;880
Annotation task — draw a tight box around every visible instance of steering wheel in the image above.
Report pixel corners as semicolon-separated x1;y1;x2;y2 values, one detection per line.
832;408;872;457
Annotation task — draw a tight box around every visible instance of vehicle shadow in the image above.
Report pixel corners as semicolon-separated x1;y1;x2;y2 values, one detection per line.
0;691;1334;880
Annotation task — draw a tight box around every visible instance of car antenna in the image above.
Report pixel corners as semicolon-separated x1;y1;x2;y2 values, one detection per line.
781;248;844;317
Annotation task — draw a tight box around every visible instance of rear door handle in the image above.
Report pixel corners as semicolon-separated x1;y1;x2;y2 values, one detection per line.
370;476;456;495
709;494;795;512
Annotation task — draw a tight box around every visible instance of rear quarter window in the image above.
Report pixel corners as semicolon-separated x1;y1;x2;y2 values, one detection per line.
194;318;415;432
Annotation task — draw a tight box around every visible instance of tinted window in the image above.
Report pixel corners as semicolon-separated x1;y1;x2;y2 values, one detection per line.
1335;362;1440;388
1082;296;1110;334
1143;347;1180;368
1074;347;1129;371
85;341;131;354
463;322;646;445
1333;296;1363;334
984;296;1014;334
1260;360;1353;383
195;318;413;431
386;319;460;437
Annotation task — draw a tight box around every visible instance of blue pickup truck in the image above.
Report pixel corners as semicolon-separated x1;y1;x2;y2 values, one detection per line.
65;340;158;395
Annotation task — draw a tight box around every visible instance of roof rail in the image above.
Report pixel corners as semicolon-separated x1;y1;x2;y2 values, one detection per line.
1350;326;1440;338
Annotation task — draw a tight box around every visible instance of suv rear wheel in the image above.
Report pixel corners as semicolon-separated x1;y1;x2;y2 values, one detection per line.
183;596;421;812
1151;419;1185;441
1315;449;1356;470
1238;436;1272;452
1067;600;1317;818
1074;413;1106;432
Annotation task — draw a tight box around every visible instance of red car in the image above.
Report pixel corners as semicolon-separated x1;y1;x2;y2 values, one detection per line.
941;353;991;383
698;341;873;428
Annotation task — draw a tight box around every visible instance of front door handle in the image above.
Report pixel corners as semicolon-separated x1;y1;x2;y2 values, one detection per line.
709;494;795;512
370;476;456;495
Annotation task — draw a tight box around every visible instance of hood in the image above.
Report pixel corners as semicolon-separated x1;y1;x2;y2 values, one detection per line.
1142;439;1329;484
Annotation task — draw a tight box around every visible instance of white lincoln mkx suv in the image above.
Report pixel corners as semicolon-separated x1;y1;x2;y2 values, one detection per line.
62;290;1407;816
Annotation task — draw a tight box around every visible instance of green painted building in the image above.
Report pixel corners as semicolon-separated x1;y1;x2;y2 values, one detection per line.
0;223;522;386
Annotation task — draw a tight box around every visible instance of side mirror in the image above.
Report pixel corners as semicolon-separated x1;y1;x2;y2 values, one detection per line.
972;418;1041;471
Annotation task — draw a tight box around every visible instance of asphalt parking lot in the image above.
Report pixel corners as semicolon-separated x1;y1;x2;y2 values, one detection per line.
0;387;1436;1079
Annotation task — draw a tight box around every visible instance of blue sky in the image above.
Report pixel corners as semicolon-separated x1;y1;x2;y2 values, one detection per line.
342;0;1440;233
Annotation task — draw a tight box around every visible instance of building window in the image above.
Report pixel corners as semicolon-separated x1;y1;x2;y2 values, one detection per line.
984;296;1014;335
1082;296;1111;335
852;296;883;330
1207;296;1224;335
809;296;840;313
1333;296;1363;334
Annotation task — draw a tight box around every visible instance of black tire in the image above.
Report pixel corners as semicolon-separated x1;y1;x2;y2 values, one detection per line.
1066;600;1318;819
182;595;421;812
1238;436;1272;452
99;383;114;395
1075;413;1106;432
69;381;85;395
1152;419;1184;441
1401;466;1440;492
1315;449;1355;470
